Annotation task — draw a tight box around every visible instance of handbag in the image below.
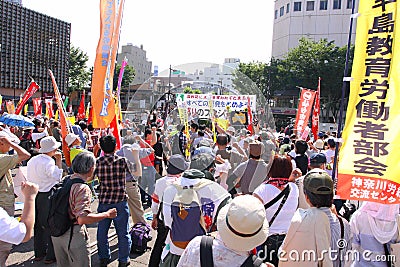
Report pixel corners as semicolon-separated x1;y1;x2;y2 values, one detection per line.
390;214;400;267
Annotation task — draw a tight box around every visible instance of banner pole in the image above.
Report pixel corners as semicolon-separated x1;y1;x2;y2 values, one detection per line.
332;0;357;182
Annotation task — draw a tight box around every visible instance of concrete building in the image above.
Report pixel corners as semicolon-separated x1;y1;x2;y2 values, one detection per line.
271;0;358;58
0;0;70;101
185;58;240;93
3;0;22;6
117;43;152;85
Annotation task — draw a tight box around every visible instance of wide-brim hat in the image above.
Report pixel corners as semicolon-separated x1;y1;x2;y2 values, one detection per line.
39;136;61;153
217;195;269;252
65;133;80;147
0;128;20;145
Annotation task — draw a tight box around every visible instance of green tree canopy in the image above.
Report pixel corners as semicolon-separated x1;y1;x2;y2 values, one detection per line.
68;45;91;92
113;64;135;89
234;37;354;120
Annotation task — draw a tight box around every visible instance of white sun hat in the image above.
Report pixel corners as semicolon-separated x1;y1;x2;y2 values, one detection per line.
65;133;80;147
39;136;61;153
217;194;269;252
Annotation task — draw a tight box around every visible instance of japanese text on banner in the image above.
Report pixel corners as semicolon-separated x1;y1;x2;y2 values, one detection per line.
337;0;400;204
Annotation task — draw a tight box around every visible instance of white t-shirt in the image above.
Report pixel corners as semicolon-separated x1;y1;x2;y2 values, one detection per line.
26;154;63;192
0;207;26;245
253;182;299;235
324;149;335;176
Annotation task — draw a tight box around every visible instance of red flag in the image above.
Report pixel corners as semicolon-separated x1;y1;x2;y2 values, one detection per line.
45;99;54;118
77;90;85;120
48;70;71;166
311;78;321;140
87;107;93;124
15;81;40;115
33;98;42;116
294;88;317;136
247;97;253;134
110;115;122;150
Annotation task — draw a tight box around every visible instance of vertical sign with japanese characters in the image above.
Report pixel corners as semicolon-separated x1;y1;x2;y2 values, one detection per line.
294;88;316;136
337;0;400;204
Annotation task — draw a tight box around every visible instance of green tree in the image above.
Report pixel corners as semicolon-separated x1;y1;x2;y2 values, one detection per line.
281;38;354;119
68;45;91;92
113;64;135;89
183;86;201;94
233;38;354;120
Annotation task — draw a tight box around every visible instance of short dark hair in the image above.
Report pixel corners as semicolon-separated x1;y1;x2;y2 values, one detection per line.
79;121;87;130
250;154;261;160
216;134;228;146
100;135;116;153
310;162;324;168
295;140;308;155
144;128;152;137
304;189;333;208
198;131;205;137
53;121;59;127
191;123;199;130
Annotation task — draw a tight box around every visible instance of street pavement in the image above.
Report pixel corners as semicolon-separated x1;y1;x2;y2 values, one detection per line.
7;200;156;267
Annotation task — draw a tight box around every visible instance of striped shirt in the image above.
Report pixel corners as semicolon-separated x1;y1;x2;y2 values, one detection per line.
94;154;129;204
320;208;352;267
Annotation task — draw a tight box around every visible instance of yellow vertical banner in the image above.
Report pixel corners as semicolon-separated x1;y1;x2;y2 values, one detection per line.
337;0;400;204
91;0;125;128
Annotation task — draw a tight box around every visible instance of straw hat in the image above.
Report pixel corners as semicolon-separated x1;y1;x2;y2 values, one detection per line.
217;195;269;251
39;136;61;153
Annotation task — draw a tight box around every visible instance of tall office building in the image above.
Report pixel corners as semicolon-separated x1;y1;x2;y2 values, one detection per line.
0;0;70;98
118;43;152;85
3;0;21;6
271;0;358;58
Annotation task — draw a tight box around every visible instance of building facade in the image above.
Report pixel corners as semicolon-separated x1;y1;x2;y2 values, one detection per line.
0;0;70;99
117;43;152;85
3;0;21;6
271;0;358;58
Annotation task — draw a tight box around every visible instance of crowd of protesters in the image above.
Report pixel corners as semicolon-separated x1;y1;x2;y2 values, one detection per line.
0;110;399;267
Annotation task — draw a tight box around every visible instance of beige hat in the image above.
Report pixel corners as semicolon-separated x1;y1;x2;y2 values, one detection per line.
65;133;80;147
0;128;20;145
39;136;61;153
314;139;324;150
217;195;269;251
249;140;265;157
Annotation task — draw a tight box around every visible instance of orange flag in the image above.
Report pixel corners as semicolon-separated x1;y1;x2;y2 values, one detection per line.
48;70;71;166
91;0;125;128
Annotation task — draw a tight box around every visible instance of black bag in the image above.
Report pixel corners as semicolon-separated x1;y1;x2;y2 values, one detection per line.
47;176;84;237
200;235;263;267
130;222;152;254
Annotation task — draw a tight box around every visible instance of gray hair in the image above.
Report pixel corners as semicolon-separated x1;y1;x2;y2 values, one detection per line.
72;152;96;174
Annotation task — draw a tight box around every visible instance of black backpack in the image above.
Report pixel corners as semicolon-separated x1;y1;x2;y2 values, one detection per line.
170;132;184;155
200;235;263;267
47;176;85;238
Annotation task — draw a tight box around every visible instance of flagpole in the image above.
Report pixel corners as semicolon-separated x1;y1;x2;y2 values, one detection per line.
332;0;357;182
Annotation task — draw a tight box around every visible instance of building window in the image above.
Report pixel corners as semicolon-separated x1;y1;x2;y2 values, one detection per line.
280;6;284;16
294;1;302;11
320;0;328;10
306;1;315;10
275;10;278;19
346;0;352;9
287;3;290;12
333;0;341;9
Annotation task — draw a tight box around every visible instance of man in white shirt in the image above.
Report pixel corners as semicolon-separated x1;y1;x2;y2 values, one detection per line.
148;155;189;267
0;129;31;265
27;136;63;264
